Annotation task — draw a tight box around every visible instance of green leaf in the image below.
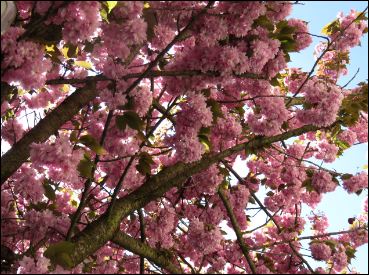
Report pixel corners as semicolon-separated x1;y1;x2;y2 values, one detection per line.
61;43;78;59
136;152;155;175
324;240;337;253
28;202;48;212
198;134;211;153
118;96;135;110
341;173;353;180
69;130;78;143
345;246;356;264
253;15;274;31
106;1;118;13
124;111;144;131
74;60;93;70
44;43;62;64
218;166;230;177
84;41;95;53
43;180;56;201
44;241;76;269
199;127;211;136
266;191;274;197
280;39;297;53
321;19;340;36
116;115;127;131
220;229;228;235
2;109;15;121
206;98;224;122
77;156;94;179
248;197;256;205
100;8;109;22
270;76;280;87
79;135;107;155
335;139;350;151
232;105;245;117
330;124;342;139
302;178;314;192
281;121;289;131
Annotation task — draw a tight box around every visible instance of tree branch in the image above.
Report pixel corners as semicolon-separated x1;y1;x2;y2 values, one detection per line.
111;231;182;274
45;70;263;85
218;186;257;274
223;162;316;273
252;225;368;250
1;82;97;184
51;124;321;268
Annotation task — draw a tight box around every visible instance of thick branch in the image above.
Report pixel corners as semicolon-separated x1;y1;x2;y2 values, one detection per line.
218;187;256;274
54;124;320;268
1;83;97;184
111;232;182;274
138;209;146;274
45;70;262;85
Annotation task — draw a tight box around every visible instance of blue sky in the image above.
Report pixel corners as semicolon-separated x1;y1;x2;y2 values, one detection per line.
289;2;368;273
232;1;368;273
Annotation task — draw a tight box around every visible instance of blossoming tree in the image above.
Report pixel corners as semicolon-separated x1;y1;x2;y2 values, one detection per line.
1;1;368;274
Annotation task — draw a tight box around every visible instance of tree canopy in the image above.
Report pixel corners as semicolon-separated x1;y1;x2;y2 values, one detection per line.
1;1;368;274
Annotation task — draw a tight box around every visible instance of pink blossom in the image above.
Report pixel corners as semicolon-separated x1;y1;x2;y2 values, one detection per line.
310;242;332;261
343;172;368;193
1;119;25;146
131;86;153;117
312;170;337;194
18;255;50;274
315;142;339;163
296;77;343;127
338;130;357;146
187;218;223;255
53;2;101;43
1;27;52;90
287;19;313;51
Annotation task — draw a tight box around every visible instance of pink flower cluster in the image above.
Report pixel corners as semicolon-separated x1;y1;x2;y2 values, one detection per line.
350;113;368;143
309;214;329;233
191;165;223;196
287;19;313;51
315;44;349;81
30;135;84;188
310;242;332;261
173;92;213;163
18;255;50;274
1;118;26;146
343;172;368;193
228;185;250;229
12;166;44;203
131;86;153;117
338;129;357;146
52;1;101;44
97;2;146;64
296;77;343;127
332;10;368;52
312;170;337;194
1;27;52;90
211;108;242;150
146;208;177;249
187;218;223;255
99;89;127;110
246;88;289;136
315;142;339;163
